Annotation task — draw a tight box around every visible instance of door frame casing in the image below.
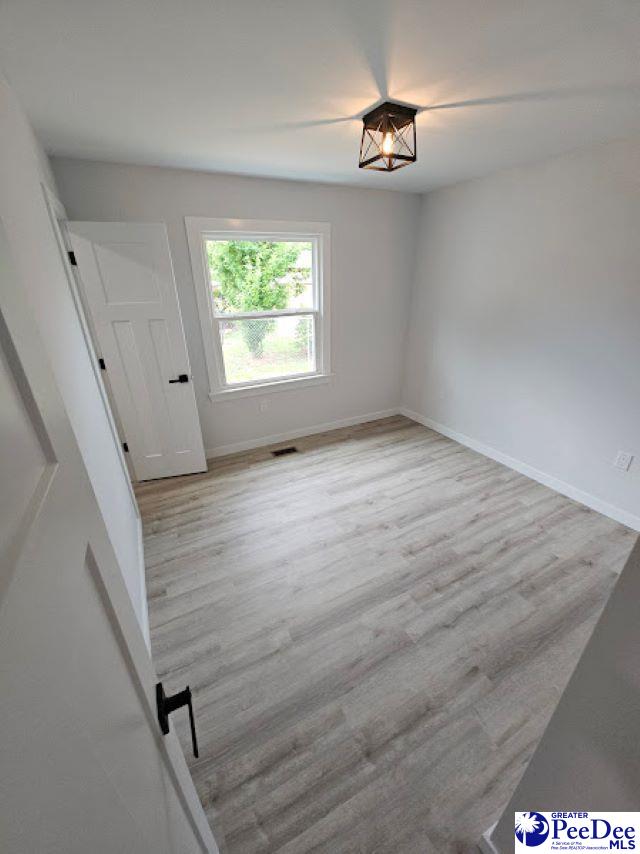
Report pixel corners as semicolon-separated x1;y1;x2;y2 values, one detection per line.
42;186;138;494
41;186;151;647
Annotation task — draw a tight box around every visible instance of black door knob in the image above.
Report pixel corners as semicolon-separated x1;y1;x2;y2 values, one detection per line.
156;682;199;758
169;374;189;384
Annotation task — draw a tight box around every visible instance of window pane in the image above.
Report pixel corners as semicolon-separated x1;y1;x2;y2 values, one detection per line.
220;315;315;384
205;240;314;315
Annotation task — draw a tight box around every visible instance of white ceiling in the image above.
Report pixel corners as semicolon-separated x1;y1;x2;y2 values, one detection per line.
2;0;640;193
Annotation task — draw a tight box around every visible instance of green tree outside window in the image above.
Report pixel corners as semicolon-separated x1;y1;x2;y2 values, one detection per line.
207;240;309;356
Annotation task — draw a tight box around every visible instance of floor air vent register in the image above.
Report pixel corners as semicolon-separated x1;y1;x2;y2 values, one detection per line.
271;446;298;457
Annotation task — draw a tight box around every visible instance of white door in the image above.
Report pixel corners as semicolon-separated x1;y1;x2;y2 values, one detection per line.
0;223;218;853
66;222;206;481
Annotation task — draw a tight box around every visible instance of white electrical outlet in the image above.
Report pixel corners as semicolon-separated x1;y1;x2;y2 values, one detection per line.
613;451;633;472
259;400;268;413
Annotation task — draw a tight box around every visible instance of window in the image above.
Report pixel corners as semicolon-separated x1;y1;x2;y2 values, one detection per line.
186;218;331;398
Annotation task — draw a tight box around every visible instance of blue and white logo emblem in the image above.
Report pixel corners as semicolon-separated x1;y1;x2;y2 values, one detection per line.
515;812;550;847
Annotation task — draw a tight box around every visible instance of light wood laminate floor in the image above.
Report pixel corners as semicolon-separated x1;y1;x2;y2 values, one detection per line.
136;416;635;854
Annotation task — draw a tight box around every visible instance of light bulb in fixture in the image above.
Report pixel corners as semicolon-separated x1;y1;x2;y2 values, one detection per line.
381;131;394;155
359;101;418;171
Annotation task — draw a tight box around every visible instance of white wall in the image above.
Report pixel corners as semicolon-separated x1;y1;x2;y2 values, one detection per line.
403;139;640;529
51;158;420;454
0;78;148;641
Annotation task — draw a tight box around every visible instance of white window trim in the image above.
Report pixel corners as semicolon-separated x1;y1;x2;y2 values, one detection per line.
185;217;331;399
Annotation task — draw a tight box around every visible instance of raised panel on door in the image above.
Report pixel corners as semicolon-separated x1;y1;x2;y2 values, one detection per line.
0;330;51;554
67;222;206;481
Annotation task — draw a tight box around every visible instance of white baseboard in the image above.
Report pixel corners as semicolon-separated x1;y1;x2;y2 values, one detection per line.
136;516;151;653
477;824;499;853
205;408;401;459
400;407;640;532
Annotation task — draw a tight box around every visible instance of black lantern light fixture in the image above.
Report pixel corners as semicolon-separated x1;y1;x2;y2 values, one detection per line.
359;101;418;172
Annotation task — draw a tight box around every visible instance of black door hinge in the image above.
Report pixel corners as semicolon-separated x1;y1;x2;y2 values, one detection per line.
68;250;77;266
123;442;129;453
98;358;106;370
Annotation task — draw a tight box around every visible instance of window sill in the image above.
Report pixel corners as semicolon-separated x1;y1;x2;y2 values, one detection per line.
209;373;334;401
